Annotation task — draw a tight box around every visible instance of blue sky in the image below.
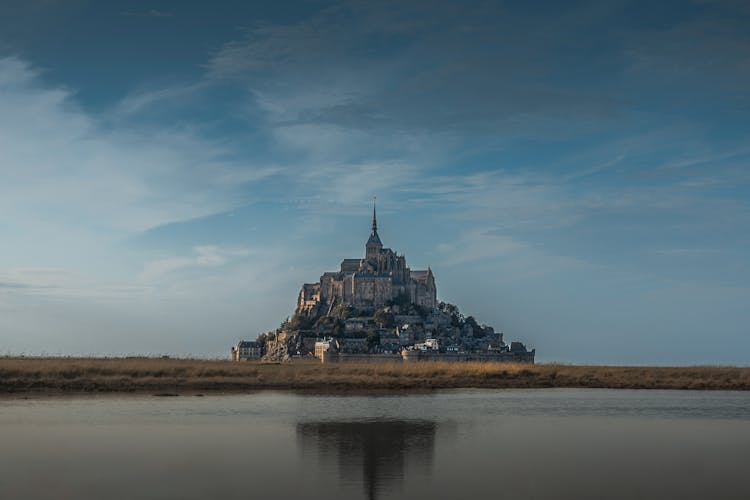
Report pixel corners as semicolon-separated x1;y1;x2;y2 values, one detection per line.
1;0;748;363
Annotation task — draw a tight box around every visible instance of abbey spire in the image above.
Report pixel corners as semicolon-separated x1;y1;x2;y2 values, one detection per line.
366;198;383;257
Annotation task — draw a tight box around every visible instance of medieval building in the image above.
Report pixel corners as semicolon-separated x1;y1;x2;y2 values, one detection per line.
297;204;437;315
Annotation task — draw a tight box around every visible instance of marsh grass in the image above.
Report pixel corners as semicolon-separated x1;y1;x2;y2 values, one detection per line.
1;357;748;394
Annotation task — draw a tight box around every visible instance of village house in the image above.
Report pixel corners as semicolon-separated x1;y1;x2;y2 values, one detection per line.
231;340;262;361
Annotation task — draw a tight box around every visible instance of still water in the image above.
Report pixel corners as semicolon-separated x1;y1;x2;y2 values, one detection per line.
2;389;749;500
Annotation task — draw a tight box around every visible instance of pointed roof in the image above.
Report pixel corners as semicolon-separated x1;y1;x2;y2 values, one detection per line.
367;198;382;247
367;231;382;246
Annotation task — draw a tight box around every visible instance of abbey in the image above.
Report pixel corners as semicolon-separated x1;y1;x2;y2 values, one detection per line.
239;203;535;363
297;204;437;315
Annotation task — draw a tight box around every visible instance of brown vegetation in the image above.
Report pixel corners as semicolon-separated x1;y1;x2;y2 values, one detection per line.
1;357;749;394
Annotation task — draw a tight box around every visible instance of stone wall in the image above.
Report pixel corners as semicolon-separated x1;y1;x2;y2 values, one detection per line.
401;350;535;363
351;275;392;309
318;351;535;364
321;352;402;364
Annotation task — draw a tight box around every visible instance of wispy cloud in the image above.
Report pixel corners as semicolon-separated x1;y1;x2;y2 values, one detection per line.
120;10;173;19
436;230;529;265
0;267;154;300
0;268;74;291
0;56;272;235
113;82;207;117
623;7;750;94
651;248;727;256
204;1;627;141
139;245;253;282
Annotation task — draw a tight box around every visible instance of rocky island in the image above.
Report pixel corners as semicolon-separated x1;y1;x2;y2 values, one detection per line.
234;203;534;363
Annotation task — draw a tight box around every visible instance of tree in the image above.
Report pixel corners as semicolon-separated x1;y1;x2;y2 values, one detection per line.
258;331;276;342
465;316;485;338
451;313;462;328
373;310;395;328
331;302;353;321
331;319;345;337
415;305;431;319
288;313;312;331
389;291;411;308
366;331;381;349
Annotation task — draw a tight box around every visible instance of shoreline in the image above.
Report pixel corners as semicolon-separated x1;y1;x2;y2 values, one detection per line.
1;357;749;395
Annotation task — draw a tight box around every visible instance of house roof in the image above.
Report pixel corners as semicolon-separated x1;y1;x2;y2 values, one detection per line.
341;258;361;272
410;270;430;281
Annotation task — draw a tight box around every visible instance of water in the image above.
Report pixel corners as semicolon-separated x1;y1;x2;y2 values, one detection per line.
2;389;749;500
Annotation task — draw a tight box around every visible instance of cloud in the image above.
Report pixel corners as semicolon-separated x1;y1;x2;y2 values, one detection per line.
120;10;173;19
0;267;158;300
0;56;276;237
0;282;31;290
623;6;750;95
205;0;624;140
110;2;748;218
436;230;529;265
113;82;208;117
651;248;726;256
139;245;253;282
0;268;73;291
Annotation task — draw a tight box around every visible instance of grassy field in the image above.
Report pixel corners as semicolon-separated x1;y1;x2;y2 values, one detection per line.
1;357;749;394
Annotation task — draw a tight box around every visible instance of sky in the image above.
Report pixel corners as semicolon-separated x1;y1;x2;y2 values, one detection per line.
0;0;748;364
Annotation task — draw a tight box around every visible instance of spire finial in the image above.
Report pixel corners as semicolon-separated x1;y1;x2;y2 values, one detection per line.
372;196;377;232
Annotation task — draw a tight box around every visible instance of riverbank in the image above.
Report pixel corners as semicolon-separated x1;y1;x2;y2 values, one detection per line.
1;357;749;394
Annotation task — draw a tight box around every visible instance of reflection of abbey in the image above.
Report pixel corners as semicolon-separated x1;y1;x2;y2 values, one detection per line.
297;204;437;315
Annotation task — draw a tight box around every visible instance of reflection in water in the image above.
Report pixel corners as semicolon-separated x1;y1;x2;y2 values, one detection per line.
2;391;750;500
297;420;436;500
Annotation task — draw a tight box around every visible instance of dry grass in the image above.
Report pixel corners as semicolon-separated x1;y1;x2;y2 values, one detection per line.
1;357;749;394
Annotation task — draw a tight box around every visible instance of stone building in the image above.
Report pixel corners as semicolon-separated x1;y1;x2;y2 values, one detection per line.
296;203;437;315
231;340;262;361
314;338;336;360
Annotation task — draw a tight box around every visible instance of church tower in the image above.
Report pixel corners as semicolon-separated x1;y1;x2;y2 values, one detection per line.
365;199;382;259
